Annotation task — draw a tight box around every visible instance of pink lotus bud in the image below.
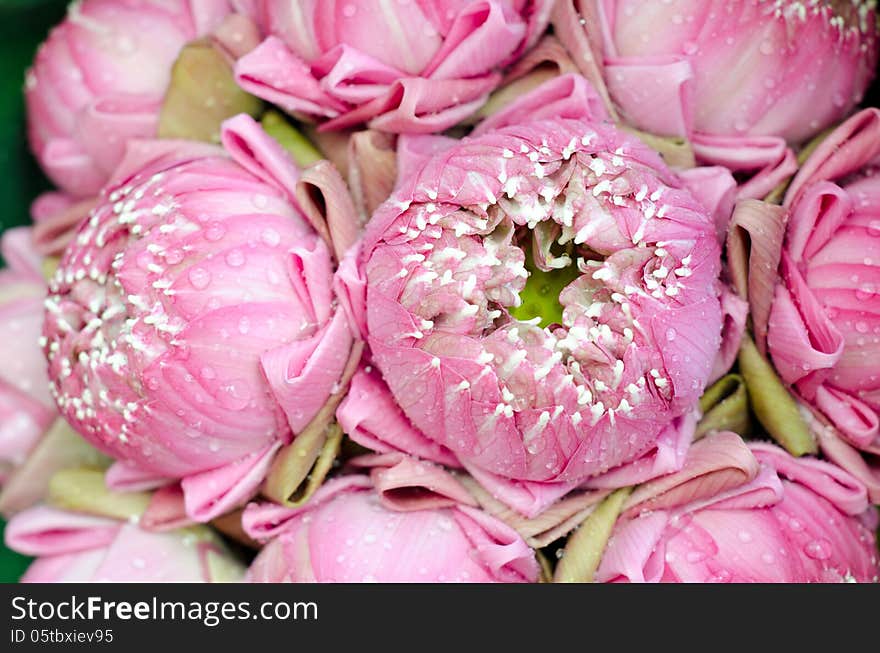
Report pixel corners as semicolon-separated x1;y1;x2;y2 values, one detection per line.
737;108;880;502
232;0;553;133
596;436;879;583
5;505;245;582
355;117;723;486
25;0;233;198
41;115;358;521
553;0;879;198
244;477;539;582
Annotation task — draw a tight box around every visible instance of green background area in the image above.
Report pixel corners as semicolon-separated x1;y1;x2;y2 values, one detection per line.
0;0;68;582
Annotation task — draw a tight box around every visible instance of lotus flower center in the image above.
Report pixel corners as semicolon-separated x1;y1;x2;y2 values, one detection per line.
509;239;582;328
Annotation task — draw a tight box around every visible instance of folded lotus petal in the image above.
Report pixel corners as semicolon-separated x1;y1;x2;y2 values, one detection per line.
0;269;52;410
261;311;353;434
687;464;783;513
677;166;737;244
584;411;695;490
473;35;580;126
691;134;798;200
0;419;109;517
333;245;368;340
453;504;541;582
604;57;693;137
816;423;880;504
786;181;854;264
26;0;234;196
422;2;525;80
295;160;363;261
19;550;107;583
8;505;246;583
0;381;53;473
347;130;398;219
328;75;499;133
140;483;191;532
247;477;538;583
185;0;233;34
463;463;578;518
241;476;373;542
212;12;262;59
30;194;98;257
472;74;610;137
395;134;459;186
458;473;608;547
314;45;405;104
786;108;880;208
181;442;282;522
79;95;162;175
750;442;869;516
549;0;615;117
336;366;459;466
234;36;346;118
595;510;669;583
1;227;43;280
105;460;173;493
815;386;879;449
502;34;580;86
622;431;759;518
84;522;242;583
707;287;748;384
221;113;301;203
725;199;787;352
4;505;120;556
38;139;108;198
350;452;477;511
767;263;844;386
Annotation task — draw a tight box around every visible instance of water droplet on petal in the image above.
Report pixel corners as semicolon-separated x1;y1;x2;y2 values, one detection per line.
205;222;226;241
188;267;211;290
226;249;245;267
261;229;281;247
804;538;832;561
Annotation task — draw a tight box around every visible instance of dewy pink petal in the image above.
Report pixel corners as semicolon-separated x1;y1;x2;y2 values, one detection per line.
6;505;245;582
244;475;539;583
360;118;722;484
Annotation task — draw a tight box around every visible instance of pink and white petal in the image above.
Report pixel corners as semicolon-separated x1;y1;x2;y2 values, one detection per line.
604;56;693;137
234;36;347;118
241;475;373;541
786;108;880;208
472;74;610;137
181;441;282;522
336;365;459;466
4;505;120;556
350;452;476;511
261;310;353;434
692;134;798;200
